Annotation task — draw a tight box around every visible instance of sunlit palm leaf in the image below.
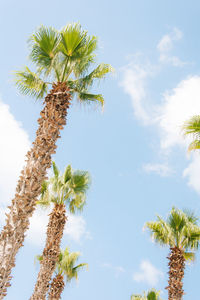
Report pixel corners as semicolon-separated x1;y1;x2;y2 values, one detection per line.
183;115;200;136
60;23;87;58
14;67;48;99
188;140;200;152
29;26;60;75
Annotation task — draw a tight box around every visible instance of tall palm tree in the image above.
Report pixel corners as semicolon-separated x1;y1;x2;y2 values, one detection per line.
31;162;90;299
0;23;112;297
46;247;87;300
182;115;200;151
145;207;200;300
131;289;162;300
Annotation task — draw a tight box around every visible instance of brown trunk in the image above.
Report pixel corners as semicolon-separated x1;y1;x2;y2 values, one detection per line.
0;83;71;299
48;274;65;300
30;204;66;300
166;247;185;300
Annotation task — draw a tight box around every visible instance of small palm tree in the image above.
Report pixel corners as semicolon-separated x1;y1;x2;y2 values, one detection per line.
182;115;200;151
30;162;90;299
47;247;87;300
131;289;162;300
0;23;112;296
145;207;200;300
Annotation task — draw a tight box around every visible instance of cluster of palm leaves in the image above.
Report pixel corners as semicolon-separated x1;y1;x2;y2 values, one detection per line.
1;20;200;300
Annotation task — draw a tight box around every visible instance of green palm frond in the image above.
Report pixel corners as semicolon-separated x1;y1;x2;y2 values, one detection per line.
183;115;200;152
14;67;48;99
184;252;195;261
183;115;200;136
188;140;200;151
29;25;60;75
69;194;86;214
52;161;59;178
60;23;87;58
145;218;174;247
63;165;72;183
75;63;114;89
73;35;98;76
78;92;104;106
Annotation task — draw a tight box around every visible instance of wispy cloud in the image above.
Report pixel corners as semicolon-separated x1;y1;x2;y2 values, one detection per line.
157;27;185;67
133;260;163;286
120;58;156;124
143;163;174;177
101;262;125;278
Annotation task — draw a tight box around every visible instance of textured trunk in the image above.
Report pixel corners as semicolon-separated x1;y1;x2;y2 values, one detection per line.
30;204;66;300
166;247;185;300
0;83;71;299
48;274;65;300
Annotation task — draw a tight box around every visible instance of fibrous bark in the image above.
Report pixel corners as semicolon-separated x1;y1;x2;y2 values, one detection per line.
48;274;65;300
0;83;71;299
166;247;185;300
30;204;66;300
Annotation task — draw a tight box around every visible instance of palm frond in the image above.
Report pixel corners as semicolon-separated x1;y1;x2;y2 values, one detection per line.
52;161;59;178
29;25;60;76
188;140;200;152
78;92;104;106
183;115;200;136
68;194;86;214
63;165;72;183
184;252;195;261
14;67;48;99
60;23;87;58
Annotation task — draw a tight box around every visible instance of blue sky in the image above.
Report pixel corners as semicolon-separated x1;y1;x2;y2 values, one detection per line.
1;0;200;299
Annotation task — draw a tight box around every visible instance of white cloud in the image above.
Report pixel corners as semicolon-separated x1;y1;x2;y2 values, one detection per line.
101;262;125;278
143;163;174;177
0;99;30;206
133;260;163;286
157;27;185;67
64;214;91;243
120;62;154;124
183;154;200;194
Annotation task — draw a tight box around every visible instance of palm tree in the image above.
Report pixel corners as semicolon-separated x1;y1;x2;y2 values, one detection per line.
131;289;162;300
30;162;90;299
46;247;87;300
182;115;200;151
0;23;112;297
145;207;200;300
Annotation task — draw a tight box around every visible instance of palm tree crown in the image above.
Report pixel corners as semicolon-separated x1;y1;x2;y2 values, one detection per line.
145;207;200;259
56;247;87;281
37;162;90;213
15;23;113;104
131;289;162;300
182;115;200;151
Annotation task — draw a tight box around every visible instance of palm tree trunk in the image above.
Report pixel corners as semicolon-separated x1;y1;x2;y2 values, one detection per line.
30;204;66;300
0;83;71;299
48;274;65;300
166;247;185;300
